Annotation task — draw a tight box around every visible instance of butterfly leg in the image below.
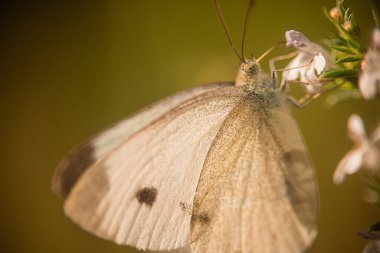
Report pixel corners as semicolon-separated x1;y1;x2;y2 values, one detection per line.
286;90;323;108
288;92;323;108
268;51;299;91
285;79;346;108
286;95;302;108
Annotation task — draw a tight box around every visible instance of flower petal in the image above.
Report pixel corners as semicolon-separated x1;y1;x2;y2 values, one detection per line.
301;64;317;83
373;28;380;50
371;124;380;145
285;30;313;55
314;53;326;75
282;53;307;81
359;71;379;100
283;30;334;94
359;28;380;100
333;148;364;184
285;30;333;62
363;144;380;170
282;53;324;94
348;114;367;144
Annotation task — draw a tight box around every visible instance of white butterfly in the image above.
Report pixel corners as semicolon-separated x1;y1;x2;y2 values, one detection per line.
52;58;319;253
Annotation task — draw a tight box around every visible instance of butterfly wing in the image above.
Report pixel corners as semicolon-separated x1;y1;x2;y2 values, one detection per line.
59;84;249;251
148;245;191;253
52;82;233;199
190;95;319;253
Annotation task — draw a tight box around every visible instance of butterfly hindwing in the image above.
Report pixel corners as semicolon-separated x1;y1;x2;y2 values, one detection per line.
190;94;318;253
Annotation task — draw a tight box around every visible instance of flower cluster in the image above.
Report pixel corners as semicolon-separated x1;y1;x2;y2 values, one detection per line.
278;1;380;251
282;30;334;94
333;114;380;184
280;0;380;102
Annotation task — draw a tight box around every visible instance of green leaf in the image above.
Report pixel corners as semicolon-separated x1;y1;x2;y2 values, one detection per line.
347;34;361;50
330;38;346;46
340;79;356;89
320;69;357;79
349;14;360;36
338;0;346;16
336;55;363;63
344;8;351;21
330;45;356;54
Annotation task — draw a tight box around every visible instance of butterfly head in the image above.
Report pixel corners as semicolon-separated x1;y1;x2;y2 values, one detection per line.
235;59;274;91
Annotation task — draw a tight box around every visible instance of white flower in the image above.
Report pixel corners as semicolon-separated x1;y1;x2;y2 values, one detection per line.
363;240;380;253
333;114;380;184
282;30;334;93
359;28;380;100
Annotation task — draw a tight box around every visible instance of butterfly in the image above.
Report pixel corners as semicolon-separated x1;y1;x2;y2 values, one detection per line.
52;1;319;252
52;58;319;253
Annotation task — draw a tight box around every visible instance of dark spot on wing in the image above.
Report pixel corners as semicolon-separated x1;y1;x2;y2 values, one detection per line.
284;177;302;205
282;150;309;167
179;202;192;215
191;212;210;225
52;143;96;199
281;150;317;231
282;150;310;205
135;187;157;206
179;202;187;211
271;232;278;241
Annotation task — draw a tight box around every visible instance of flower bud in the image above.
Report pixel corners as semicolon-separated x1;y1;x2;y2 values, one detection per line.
343;21;352;32
329;7;342;20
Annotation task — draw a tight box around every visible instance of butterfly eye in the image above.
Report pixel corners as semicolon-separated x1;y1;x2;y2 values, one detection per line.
248;64;259;75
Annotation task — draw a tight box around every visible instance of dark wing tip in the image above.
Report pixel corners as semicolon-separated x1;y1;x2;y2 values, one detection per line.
51;143;96;199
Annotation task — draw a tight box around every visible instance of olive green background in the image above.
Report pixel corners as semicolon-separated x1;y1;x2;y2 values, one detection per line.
1;1;379;253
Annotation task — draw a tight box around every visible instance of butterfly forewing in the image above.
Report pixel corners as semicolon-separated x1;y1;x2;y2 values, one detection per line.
52;82;233;199
62;85;249;251
190;94;318;253
148;245;192;253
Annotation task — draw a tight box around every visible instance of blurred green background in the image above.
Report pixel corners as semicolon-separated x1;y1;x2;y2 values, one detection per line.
1;0;379;252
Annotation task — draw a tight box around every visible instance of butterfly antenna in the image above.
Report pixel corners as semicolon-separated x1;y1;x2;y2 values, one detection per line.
241;0;255;60
213;0;245;63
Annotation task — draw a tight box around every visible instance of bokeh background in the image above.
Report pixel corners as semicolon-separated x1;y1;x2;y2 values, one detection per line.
1;0;379;252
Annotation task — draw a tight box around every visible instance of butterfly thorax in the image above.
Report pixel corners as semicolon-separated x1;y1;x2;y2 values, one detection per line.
235;60;280;112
